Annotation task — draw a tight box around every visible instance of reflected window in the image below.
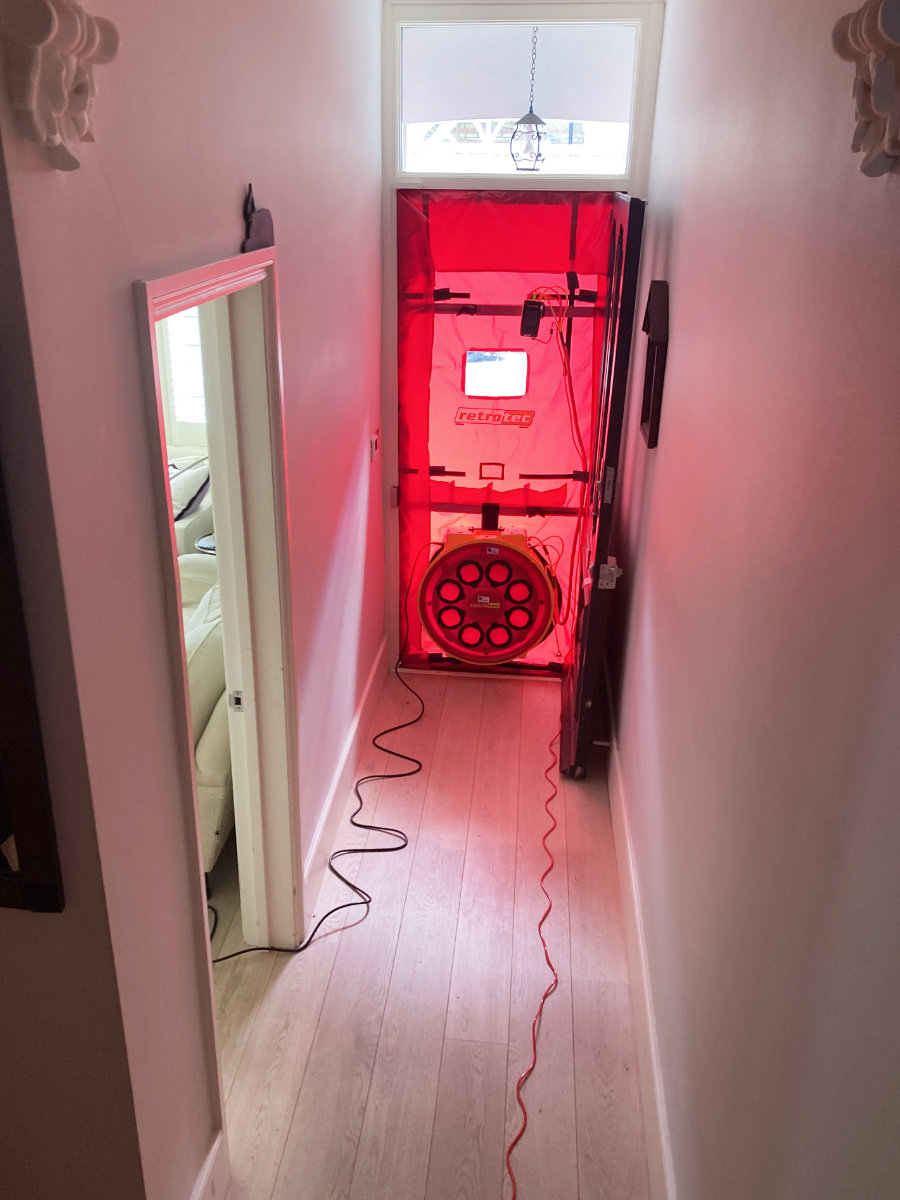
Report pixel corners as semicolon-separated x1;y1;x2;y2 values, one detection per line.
156;307;208;449
162;307;206;423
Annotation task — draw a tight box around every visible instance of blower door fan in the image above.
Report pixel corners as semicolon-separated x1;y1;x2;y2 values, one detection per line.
418;532;557;665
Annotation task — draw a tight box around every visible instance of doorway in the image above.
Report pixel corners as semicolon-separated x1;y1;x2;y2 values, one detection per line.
392;190;645;773
136;249;303;952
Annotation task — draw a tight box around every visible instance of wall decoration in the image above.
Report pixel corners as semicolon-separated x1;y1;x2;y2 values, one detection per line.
0;0;119;171
640;280;668;449
241;183;275;252
832;0;900;176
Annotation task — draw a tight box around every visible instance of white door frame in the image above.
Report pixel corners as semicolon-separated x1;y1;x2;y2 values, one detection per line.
135;247;303;950
380;2;664;657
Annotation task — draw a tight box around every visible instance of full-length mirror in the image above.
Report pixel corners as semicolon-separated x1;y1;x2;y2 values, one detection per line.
136;249;304;960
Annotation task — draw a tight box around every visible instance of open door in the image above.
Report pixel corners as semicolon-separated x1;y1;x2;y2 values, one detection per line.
560;194;645;776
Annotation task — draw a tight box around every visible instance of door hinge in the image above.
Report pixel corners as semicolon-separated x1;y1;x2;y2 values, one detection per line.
390;484;399;508
228;691;244;712
596;558;623;590
603;466;616;505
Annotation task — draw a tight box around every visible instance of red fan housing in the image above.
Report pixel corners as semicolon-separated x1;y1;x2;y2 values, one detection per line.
418;532;557;666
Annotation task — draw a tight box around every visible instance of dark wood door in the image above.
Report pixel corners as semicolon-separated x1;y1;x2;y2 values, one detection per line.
560;194;645;776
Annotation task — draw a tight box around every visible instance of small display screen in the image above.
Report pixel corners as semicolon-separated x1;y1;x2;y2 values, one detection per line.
463;350;529;398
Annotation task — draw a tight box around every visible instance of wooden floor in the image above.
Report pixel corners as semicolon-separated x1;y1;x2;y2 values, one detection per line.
210;673;650;1200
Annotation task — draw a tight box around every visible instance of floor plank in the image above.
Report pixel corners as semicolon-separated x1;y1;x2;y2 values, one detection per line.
269;675;447;1200
215;945;278;1101
424;1039;508;1200
221;672;434;1196
564;771;630;985
504;681;579;1200
213;672;423;1107
348;842;465;1200
564;771;651;1200
349;677;484;1200
444;679;523;1044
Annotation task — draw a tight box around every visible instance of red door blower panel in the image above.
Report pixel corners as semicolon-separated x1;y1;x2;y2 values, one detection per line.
397;190;617;674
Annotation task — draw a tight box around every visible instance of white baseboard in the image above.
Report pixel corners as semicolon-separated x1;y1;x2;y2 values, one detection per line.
302;636;388;917
607;716;677;1200
189;1131;232;1200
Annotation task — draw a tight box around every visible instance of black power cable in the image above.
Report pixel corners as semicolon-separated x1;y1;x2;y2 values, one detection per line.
213;544;435;967
213;661;423;966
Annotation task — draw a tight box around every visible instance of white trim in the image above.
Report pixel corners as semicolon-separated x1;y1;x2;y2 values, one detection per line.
606;671;677;1200
197;297;268;942
302;637;389;921
384;1;664;196
189;1132;232;1200
380;181;401;661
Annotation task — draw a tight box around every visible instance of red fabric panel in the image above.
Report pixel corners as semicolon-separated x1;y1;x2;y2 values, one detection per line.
429;269;594;509
396;190;616;669
430;482;569;511
417;190;615;273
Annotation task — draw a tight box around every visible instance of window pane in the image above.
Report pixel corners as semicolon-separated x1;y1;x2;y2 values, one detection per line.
464;350;529;398
401;23;638;176
163;308;206;425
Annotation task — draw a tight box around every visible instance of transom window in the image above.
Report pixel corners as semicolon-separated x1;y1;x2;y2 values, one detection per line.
401;22;638;177
387;4;663;190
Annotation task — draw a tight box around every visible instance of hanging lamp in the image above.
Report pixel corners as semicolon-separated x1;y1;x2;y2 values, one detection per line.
510;26;546;172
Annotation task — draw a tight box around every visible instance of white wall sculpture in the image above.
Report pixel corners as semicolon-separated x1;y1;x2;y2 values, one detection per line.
0;0;118;171
833;0;900;176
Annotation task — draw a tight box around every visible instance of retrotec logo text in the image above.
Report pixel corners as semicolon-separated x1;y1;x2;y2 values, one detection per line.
454;408;535;427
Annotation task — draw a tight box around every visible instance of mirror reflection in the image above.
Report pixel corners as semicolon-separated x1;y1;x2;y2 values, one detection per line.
155;303;236;883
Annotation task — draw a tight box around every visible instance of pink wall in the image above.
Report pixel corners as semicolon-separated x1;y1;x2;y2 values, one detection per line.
613;1;900;1197
0;152;146;1199
0;0;385;1196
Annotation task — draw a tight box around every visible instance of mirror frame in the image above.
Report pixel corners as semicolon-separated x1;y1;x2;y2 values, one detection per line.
135;247;304;949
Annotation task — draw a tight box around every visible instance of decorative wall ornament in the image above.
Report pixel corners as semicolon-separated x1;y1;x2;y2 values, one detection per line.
832;0;900;176
241;184;275;253
0;0;119;171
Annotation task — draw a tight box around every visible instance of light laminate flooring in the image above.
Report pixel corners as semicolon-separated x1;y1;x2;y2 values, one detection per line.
209;673;650;1200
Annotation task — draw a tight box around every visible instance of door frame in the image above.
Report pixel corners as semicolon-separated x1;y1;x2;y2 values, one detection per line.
135;247;303;950
381;3;664;658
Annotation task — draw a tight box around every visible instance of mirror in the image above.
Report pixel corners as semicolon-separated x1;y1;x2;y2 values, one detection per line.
0;459;64;911
136;248;304;951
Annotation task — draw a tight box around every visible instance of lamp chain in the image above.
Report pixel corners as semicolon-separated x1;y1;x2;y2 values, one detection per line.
529;26;538;112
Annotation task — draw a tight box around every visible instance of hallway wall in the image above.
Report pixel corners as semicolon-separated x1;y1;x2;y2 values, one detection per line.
0;1;385;1196
611;1;900;1197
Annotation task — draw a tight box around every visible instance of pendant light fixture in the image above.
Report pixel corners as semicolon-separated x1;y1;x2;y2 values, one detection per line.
510;26;546;172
